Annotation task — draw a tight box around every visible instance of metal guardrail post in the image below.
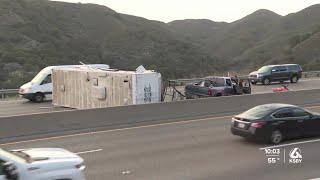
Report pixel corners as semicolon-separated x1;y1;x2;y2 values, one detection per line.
0;89;19;100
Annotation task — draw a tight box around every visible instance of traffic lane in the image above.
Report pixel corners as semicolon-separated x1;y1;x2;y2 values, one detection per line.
251;78;320;94
1;116;263;180
0;100;68;117
0;78;320;118
2;110;320;180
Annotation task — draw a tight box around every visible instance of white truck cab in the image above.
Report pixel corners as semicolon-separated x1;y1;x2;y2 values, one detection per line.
0;148;86;180
19;64;109;102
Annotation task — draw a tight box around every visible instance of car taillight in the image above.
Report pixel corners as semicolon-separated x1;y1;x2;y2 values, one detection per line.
208;89;212;96
251;122;265;128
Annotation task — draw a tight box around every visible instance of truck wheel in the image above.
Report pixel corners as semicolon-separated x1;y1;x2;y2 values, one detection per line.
33;93;44;103
262;78;270;85
290;76;298;83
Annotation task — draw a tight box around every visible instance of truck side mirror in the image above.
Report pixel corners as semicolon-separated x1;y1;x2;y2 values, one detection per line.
3;162;19;180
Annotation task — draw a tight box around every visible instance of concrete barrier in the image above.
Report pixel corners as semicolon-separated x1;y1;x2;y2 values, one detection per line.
1;89;320;143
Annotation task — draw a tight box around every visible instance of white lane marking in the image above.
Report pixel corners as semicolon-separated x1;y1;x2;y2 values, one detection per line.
260;138;320;150
0;109;76;118
39;107;53;109
75;149;103;155
121;170;131;175
0;100;26;104
309;178;320;180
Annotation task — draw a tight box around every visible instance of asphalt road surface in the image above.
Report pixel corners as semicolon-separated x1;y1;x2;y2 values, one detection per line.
251;78;320;94
2;106;320;180
0;100;71;117
1;78;320;117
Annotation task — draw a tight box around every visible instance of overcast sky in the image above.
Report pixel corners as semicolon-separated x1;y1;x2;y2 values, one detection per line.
52;0;320;22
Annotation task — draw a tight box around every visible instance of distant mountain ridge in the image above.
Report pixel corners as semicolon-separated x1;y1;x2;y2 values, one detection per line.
0;0;319;88
169;4;320;70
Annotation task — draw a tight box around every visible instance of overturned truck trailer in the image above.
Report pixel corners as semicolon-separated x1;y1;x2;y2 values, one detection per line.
52;66;162;109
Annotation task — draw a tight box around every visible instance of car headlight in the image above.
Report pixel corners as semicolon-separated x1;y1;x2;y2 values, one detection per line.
20;88;31;93
19;88;24;93
256;74;262;78
75;162;86;171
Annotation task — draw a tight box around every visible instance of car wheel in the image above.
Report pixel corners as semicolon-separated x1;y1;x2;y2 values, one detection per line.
290;76;298;83
33;93;44;103
262;78;271;85
270;130;283;144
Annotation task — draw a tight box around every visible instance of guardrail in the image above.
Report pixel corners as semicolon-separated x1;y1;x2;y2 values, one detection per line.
302;71;320;78
0;89;19;99
1;71;320;100
169;71;320;86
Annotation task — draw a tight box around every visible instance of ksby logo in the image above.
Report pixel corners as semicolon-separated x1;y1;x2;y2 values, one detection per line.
289;148;302;164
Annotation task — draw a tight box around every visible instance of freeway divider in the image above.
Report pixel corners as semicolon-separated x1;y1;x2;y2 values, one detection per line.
0;89;320;143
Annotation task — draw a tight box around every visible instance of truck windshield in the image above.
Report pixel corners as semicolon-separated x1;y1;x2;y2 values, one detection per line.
210;78;225;87
31;72;48;84
257;66;271;73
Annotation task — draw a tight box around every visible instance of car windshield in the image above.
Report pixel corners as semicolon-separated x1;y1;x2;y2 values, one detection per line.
0;149;27;163
257;66;271;73
239;105;276;119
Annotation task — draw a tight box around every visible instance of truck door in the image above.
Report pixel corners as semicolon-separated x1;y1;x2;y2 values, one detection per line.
225;78;234;95
40;74;53;100
271;67;282;81
198;80;211;97
277;66;289;81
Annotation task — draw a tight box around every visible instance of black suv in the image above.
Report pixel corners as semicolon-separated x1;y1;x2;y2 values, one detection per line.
249;64;302;85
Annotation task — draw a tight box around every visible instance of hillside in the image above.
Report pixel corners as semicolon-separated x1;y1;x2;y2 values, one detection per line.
0;0;320;89
169;4;320;71
0;0;220;88
168;19;227;44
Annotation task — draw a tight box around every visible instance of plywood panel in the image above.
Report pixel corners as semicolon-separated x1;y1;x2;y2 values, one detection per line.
53;68;160;109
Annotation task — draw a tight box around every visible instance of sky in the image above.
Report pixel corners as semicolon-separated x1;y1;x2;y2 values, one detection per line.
52;0;320;23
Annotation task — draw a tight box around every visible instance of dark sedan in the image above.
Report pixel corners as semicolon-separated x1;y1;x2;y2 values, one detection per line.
231;103;320;144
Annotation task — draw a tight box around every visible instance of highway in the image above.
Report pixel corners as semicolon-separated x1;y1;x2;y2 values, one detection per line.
251;78;320;94
0;100;70;117
0;79;320;180
1;106;320;180
1;78;320;117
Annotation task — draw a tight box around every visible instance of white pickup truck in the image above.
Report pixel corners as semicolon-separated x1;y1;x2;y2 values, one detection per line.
0;148;86;180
